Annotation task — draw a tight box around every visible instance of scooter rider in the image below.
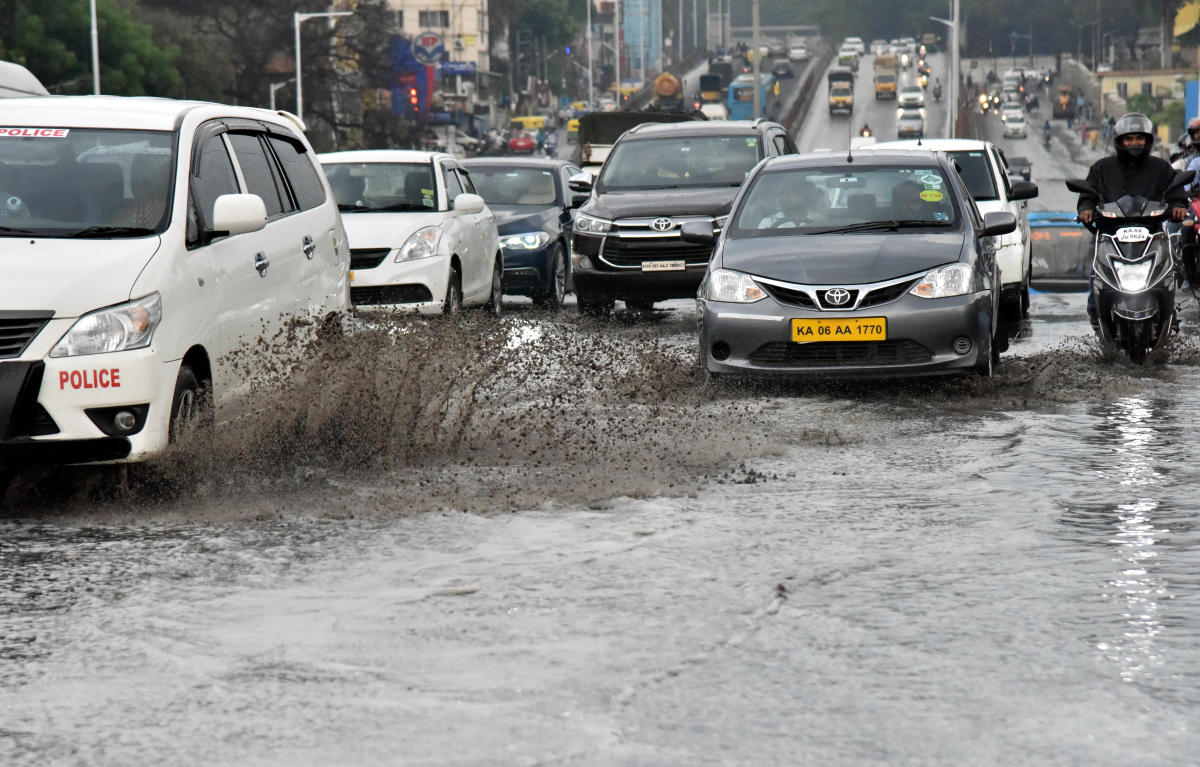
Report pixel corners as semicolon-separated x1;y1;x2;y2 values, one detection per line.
1076;113;1186;226
859;123;872;137
1076;112;1188;323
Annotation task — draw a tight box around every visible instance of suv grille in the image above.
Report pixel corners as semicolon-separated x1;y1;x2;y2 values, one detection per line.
600;239;713;267
749;340;933;367
0;312;53;360
350;248;391;270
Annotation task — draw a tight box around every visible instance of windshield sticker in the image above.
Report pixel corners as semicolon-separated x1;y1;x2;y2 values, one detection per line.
920;190;944;202
746;138;757;146
0;128;69;138
933;211;949;221
919;174;942;185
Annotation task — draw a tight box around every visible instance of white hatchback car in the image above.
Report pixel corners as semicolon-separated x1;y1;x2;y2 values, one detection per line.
0;96;349;467
319;150;502;315
898;86;925;108
1004;115;1028;138
865;138;1039;326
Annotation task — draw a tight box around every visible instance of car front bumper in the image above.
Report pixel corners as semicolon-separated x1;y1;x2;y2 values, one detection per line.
697;290;993;377
501;245;555;295
349;254;450;315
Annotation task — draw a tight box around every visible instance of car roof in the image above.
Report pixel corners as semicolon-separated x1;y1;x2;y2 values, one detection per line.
867;138;993;153
761;149;951;171
0;95;302;132
622;119;780;139
318;149;452;164
460;157;571;169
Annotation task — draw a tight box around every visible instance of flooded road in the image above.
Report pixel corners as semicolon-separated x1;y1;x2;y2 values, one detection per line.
4;294;1200;765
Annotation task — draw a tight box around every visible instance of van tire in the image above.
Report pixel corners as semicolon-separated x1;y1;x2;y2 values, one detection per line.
168;363;212;445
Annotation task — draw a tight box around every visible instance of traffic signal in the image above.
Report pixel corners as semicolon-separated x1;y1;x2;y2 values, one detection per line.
409;87;419;112
564;45;571;55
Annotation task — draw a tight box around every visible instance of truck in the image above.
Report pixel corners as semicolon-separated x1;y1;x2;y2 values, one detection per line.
828;68;855;115
873;53;898;99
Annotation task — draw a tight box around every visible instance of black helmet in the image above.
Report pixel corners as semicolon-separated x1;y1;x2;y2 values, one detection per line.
1113;112;1154;163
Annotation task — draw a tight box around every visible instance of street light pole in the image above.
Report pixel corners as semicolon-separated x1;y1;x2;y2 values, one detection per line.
294;10;353;124
586;0;594;106
614;0;621;99
752;0;761;119
270;78;295;111
89;0;100;94
930;0;959;138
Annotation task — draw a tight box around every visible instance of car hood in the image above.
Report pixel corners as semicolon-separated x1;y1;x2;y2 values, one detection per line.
0;236;160;318
489;204;558;235
585;186;741;220
339;211;449;249
720;232;966;285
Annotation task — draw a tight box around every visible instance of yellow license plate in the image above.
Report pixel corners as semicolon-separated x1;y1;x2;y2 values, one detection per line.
792;317;886;343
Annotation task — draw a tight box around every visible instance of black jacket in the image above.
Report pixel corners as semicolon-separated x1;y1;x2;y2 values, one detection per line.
1077;154;1186;213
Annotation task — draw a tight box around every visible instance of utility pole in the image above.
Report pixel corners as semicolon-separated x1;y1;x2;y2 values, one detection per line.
752;0;761;118
614;0;621;100
586;0;594;106
679;0;684;64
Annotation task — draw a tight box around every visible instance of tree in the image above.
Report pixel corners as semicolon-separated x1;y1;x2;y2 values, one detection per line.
0;0;179;95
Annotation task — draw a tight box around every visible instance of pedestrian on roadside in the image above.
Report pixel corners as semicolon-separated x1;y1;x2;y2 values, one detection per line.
1090;128;1099;149
1067;108;1075;130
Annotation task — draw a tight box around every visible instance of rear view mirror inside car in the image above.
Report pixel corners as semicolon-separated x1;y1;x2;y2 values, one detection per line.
826;176;865;188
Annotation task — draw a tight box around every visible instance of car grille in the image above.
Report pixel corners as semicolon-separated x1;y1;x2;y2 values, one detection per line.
351;285;434;305
760;278;918;310
749;340;933;367
859;279;918;308
760;282;817;308
600;238;713;268
0;312;53;360
349;248;391;270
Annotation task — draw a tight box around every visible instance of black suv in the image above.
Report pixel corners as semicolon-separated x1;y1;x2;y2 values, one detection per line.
569;119;796;312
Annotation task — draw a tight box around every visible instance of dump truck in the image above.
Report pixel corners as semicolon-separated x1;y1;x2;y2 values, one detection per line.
873;53;898;99
828;68;855;115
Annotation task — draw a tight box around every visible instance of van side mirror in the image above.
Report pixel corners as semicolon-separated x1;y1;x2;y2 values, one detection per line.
981;211;1017;237
210;193;267;238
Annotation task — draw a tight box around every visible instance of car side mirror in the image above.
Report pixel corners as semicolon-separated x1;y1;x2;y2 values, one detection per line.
567;171;594;193
453;193;486;215
570;193;589;209
210;193;267;238
1009;180;1038;201
981;211;1017;237
680;221;715;244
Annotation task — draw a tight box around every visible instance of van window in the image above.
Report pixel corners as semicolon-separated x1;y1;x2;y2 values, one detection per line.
228;132;292;218
187;135;239;247
267;134;326;211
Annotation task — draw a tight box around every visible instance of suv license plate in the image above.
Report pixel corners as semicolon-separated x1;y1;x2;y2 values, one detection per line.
641;260;686;272
792;317;886;343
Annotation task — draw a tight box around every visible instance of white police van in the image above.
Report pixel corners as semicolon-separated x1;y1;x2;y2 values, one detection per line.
0;96;349;467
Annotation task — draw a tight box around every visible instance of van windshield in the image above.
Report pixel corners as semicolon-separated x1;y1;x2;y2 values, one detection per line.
0;128;174;237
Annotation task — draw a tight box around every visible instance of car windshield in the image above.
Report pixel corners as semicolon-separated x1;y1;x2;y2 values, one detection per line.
468;167;557;205
322;162;437;212
730;165;959;236
0;128;174;238
600;135;761;190
945;150;998;201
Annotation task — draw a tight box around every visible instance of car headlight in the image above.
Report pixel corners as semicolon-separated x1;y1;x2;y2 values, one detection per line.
705;269;766;303
500;231;552;250
396;226;442;262
49;293;162;358
1113;259;1153;292
910;263;972;299
575;213;611;234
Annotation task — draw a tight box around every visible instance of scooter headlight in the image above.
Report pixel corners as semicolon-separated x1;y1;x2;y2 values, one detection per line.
1112;259;1153;292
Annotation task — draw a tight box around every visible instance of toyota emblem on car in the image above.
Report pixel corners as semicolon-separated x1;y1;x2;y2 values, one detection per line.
651;217;674;232
824;288;851;306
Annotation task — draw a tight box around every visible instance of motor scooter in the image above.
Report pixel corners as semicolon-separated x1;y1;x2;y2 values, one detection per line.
1065;172;1194;363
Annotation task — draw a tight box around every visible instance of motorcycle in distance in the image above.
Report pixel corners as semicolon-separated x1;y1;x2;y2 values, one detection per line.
933;83;943;102
1065;172;1194;363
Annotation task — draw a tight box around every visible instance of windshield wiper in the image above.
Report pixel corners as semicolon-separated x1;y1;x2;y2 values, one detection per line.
375;203;429;212
807;219;952;235
0;226;42;236
337;203;372;212
65;225;157;237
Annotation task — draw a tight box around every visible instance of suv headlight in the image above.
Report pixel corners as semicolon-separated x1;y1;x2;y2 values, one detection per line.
49;293;162;358
500;231;551;250
705;269;766;303
575;213;611;234
910;263;972;299
396;226;442;262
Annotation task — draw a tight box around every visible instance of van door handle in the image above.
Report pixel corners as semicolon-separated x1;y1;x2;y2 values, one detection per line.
302;235;316;260
254;252;269;277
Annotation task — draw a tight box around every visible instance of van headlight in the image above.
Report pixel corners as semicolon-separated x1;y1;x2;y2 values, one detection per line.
910;263;972;298
705;269;766;303
49;293;162;358
575;213;611;234
500;231;551;250
1113;259;1153;292
396;226;442;262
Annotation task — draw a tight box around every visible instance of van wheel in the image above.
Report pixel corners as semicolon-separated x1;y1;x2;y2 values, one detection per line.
443;266;463;315
169;363;212;445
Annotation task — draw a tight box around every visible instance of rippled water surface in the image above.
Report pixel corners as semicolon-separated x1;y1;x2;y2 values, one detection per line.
3;296;1200;765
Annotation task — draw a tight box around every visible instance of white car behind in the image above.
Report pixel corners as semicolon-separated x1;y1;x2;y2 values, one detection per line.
898;86;925;108
319;150;503;315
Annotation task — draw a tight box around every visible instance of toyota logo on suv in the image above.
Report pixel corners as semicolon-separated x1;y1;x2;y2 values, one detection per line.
650;217;674;232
